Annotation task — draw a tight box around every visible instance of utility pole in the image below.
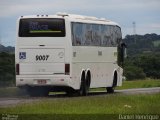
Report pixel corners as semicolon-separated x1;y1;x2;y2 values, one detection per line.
132;21;136;44
0;36;1;45
133;21;136;35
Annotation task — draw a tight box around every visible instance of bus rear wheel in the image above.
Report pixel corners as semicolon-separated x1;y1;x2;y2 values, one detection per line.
79;73;90;96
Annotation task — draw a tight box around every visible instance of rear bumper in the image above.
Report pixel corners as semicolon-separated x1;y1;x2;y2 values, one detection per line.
16;75;71;87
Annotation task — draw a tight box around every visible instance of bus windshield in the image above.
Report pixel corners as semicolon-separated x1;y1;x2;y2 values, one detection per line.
19;18;65;37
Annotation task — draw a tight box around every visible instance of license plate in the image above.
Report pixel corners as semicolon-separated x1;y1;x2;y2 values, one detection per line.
37;80;47;84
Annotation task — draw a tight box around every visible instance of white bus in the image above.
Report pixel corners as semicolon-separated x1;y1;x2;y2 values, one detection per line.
16;13;126;96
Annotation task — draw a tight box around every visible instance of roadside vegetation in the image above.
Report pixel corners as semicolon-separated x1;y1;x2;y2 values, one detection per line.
123;53;160;80
117;79;160;90
123;34;160;80
0;52;15;87
90;79;160;91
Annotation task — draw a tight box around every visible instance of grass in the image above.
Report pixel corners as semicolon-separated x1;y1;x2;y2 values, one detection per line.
117;79;160;90
90;79;160;91
0;94;160;120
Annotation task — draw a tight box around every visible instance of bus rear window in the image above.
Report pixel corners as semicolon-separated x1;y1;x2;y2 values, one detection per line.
19;18;65;37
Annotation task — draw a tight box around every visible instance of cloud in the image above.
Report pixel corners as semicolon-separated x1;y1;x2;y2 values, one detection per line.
150;23;160;29
1;0;160;18
0;0;95;17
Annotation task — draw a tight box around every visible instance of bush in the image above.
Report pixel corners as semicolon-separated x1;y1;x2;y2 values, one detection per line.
0;52;15;86
134;53;160;79
124;65;146;80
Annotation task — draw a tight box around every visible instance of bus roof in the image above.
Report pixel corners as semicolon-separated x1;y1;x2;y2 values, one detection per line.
19;12;120;26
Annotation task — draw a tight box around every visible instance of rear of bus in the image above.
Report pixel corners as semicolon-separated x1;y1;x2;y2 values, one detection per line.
15;15;71;96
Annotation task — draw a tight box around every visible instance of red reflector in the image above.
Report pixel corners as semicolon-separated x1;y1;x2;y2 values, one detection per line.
16;64;19;75
65;64;70;75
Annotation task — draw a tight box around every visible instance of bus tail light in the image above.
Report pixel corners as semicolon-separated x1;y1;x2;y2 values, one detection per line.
65;64;70;75
16;64;19;75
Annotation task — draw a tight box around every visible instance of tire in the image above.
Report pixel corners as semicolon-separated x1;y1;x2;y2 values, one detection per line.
84;74;90;95
79;74;85;96
79;73;90;96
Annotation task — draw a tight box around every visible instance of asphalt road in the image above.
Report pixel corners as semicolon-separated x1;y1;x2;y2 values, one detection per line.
0;87;159;107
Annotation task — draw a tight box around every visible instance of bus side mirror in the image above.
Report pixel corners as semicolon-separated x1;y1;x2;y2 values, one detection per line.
118;42;127;67
121;43;127;59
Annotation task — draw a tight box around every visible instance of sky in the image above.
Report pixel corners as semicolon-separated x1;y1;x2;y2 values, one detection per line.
0;0;160;46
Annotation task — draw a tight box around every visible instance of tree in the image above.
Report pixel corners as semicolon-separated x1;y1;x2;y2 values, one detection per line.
124;65;146;80
124;53;160;80
0;52;15;86
123;33;160;56
134;53;160;79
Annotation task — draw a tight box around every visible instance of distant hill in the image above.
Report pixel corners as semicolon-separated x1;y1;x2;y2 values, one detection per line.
123;33;160;56
0;44;15;53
